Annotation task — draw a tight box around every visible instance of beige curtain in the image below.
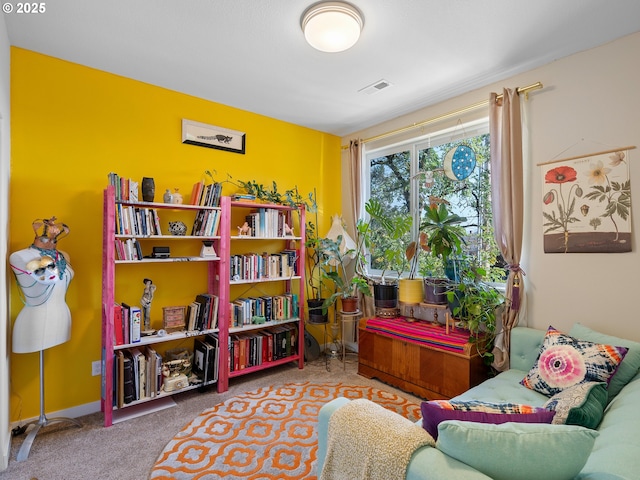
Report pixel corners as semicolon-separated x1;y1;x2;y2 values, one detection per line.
348;139;374;317
489;89;525;371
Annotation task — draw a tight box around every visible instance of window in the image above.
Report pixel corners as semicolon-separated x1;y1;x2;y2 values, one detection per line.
363;119;505;282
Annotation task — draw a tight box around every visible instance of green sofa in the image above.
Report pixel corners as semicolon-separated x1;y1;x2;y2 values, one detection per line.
317;325;640;479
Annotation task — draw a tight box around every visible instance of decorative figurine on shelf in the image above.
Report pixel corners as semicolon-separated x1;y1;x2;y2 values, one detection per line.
163;189;173;203
172;188;183;204
168;221;187;236
141;177;155;202
284;223;294;237
140;278;157;334
10;217;74;353
238;222;251;236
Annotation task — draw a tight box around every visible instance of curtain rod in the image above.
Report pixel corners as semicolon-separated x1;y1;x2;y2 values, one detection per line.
341;81;543;149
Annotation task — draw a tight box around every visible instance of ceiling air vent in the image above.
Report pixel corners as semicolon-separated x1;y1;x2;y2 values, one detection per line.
358;79;393;95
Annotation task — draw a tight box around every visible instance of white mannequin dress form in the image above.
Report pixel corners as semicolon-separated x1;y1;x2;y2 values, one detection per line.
9;218;80;461
10;247;73;353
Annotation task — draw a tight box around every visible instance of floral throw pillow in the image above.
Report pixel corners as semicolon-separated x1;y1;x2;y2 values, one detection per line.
521;326;628;397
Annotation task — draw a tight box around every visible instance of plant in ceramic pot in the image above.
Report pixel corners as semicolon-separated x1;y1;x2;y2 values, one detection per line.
359;199;413;309
319;235;371;313
446;262;504;362
420;200;467;304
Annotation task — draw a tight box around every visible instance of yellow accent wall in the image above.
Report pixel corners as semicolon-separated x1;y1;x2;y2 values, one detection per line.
9;47;341;421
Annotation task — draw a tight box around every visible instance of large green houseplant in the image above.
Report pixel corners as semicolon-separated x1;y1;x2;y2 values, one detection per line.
446;262;504;362
420;201;467;304
319;235;371;313
359;199;413;309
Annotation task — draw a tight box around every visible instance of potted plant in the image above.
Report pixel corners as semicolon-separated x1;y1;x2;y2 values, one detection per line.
319;235;372;313
420;200;467;304
303;189;331;323
358;199;412;309
446;263;504;362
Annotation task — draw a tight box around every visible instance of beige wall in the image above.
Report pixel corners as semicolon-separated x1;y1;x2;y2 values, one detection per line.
343;32;640;342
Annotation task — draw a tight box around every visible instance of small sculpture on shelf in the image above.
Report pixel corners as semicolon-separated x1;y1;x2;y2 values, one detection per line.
237;222;251;236
172;188;183;204
168;221;187;236
140;278;156;334
163;189;173;203
283;223;294;237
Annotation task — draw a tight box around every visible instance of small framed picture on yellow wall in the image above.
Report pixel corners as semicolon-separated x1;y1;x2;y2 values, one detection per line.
182;119;246;154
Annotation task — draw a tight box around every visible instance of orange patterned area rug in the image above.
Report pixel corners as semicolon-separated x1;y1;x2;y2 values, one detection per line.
150;382;421;479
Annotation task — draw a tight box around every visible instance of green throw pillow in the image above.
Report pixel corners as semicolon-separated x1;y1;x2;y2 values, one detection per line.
570;323;640;401
544;381;608;429
437;421;598;480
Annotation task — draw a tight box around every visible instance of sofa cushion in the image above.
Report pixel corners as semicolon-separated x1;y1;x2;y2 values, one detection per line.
421;400;555;440
437;420;599;480
544;381;607;429
570;323;640;401
521;325;628;397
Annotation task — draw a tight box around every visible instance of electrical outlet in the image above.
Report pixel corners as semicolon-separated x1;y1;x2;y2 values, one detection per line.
91;360;101;376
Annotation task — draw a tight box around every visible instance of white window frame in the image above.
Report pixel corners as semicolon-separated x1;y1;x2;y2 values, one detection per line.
361;118;490;280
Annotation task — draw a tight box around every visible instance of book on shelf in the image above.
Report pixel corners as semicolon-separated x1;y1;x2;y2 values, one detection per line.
193;337;218;385
121;350;135;405
192;293;219;331
108;172;142;203
114;304;124;346
189;181;222;207
129;306;142;343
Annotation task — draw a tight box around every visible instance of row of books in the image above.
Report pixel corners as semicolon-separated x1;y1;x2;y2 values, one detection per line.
243;208;292;238
115;205;162;236
108;172;139;202
193;334;220;386
112;346;163;407
191;208;221;237
230;250;298;281
113;303;142;346
187;293;220;331
189;181;222;207
231;293;299;327
228;323;297;372
114;238;143;261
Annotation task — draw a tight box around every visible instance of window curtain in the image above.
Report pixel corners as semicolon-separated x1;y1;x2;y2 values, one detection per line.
348;139;374;317
489;88;525;371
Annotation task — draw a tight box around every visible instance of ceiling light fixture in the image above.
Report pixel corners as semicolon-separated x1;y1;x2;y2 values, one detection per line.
301;1;364;53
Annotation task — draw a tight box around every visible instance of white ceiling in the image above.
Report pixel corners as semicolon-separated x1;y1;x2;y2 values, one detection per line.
5;0;640;136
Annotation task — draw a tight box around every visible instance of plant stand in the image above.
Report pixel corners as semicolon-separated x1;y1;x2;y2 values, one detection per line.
338;309;362;370
16;349;82;462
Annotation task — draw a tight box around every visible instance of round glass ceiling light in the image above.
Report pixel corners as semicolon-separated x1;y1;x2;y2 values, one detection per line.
301;2;364;53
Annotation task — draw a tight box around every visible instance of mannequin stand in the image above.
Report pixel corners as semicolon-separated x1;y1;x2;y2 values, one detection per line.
16;349;82;462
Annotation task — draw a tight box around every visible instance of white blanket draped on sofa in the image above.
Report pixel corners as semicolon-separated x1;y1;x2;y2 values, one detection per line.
319;398;435;480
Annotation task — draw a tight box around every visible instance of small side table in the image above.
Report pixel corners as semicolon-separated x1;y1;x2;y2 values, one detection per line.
339;309;362;370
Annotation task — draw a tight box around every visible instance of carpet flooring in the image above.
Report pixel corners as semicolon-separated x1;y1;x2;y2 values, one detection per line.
149;382;421;479
2;355;424;480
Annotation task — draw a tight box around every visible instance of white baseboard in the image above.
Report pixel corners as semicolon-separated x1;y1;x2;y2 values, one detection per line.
9;400;101;430
1;433;9;471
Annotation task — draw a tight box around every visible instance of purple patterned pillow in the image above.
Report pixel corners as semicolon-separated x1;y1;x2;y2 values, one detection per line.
521;326;628;397
421;400;555;440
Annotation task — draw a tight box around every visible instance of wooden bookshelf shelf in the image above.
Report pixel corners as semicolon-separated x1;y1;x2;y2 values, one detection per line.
102;183;305;427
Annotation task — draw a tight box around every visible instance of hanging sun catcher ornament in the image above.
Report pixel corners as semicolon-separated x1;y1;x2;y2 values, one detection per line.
443;144;476;181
